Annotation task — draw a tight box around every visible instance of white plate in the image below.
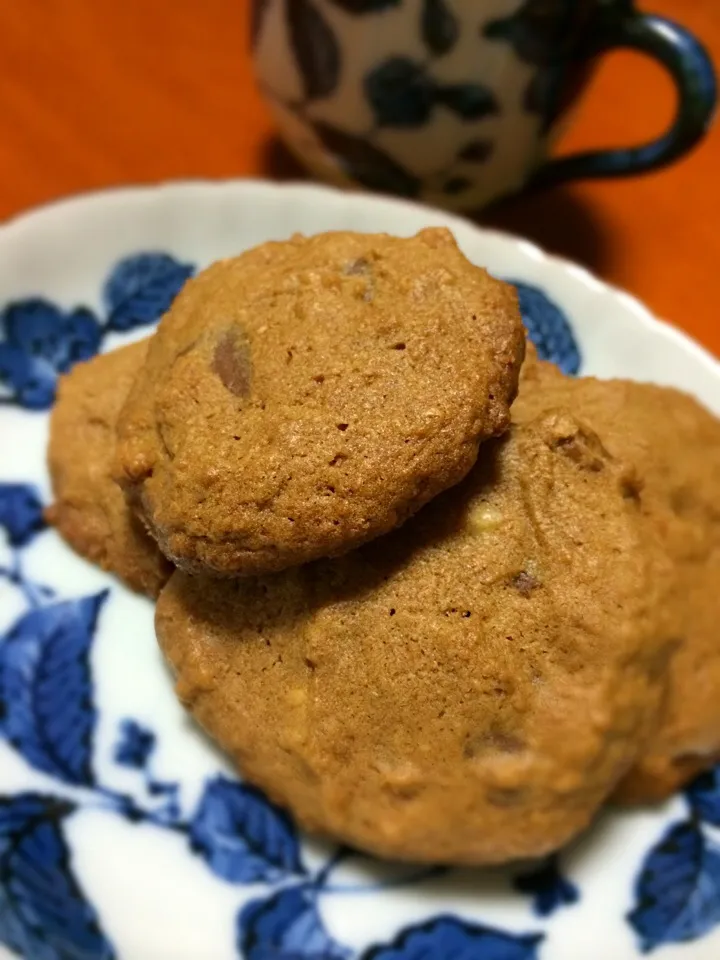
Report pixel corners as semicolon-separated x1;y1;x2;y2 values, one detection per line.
0;180;719;960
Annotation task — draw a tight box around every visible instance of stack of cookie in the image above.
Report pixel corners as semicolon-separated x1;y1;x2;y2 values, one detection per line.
47;228;720;866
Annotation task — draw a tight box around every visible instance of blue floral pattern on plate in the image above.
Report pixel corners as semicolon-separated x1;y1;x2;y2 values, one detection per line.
511;280;581;375
0;302;101;410
1;249;718;959
0;253;193;411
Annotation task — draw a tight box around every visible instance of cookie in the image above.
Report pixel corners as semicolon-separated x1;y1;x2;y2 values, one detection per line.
516;362;720;802
116;228;524;577
156;413;671;865
47;341;172;597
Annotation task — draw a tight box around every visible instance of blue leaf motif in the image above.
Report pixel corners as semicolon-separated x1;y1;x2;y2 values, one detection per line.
0;593;107;785
238;885;351;960
327;0;399;12
421;0;459;56
287;0;341;101
114;719;156;770
0;793;115;960
628;820;720;952
443;176;473;196
0;344;56;410
457;140;493;163
364;916;543;959
484;1;587;68
687;767;720;826
190;775;304;884
0;300;102;410
311;122;421;198
3;301;100;368
365;58;435;128
509;279;581;375
435;83;498;120
513;856;579;917
103;253;194;332
0;483;46;547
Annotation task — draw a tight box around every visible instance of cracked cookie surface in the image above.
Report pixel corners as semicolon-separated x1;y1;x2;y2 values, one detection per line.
116;228;524;576
156;413;670;864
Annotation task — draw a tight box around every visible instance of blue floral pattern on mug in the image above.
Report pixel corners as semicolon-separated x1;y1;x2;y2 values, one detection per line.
251;0;716;208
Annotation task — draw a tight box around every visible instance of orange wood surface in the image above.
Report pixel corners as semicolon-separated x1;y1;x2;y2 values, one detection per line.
0;1;718;355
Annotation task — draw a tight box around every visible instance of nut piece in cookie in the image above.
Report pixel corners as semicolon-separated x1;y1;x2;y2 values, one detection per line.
516;361;720;802
156;414;671;865
48;340;172;598
116;228;525;577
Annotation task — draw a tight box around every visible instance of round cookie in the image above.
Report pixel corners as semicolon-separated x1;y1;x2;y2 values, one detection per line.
48;341;172;598
156;412;672;865
515;362;720;802
116;228;524;577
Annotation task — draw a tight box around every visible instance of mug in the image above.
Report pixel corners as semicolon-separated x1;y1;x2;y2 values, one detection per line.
250;0;717;211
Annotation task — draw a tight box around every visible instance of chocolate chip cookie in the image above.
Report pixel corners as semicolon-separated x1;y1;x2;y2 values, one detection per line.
116;229;524;576
156;412;671;864
516;361;720;802
48;340;172;597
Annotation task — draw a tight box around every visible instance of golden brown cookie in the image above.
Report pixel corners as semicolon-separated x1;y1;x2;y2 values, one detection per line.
48;341;172;597
156;412;671;865
116;229;524;577
515;362;720;802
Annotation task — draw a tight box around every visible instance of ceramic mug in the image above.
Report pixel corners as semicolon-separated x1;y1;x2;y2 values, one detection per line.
251;0;717;211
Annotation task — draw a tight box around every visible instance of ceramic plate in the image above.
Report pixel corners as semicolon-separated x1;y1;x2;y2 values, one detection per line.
1;181;719;960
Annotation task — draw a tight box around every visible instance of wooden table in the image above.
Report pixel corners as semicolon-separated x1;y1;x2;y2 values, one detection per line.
0;0;718;355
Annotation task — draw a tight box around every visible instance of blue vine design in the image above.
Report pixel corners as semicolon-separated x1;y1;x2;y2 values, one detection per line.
24;250;720;958
11;248;719;959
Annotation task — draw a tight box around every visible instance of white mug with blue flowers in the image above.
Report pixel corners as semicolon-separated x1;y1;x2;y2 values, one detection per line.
251;0;717;210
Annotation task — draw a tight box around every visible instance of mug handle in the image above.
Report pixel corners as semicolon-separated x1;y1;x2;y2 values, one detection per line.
529;6;717;189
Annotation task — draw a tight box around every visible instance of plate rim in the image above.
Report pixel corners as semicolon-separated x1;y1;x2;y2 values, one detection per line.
1;177;717;380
